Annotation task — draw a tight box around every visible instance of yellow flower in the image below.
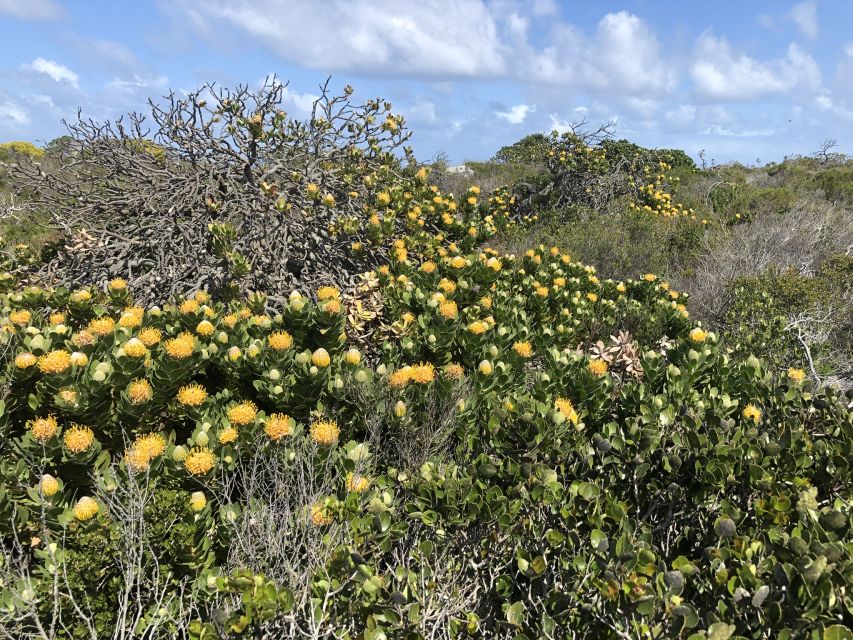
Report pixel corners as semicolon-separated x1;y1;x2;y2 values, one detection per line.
409;362;435;384
394;400;407;417
444;363;464;380
311;502;333;526
346;473;370;493
743;404;762;424
218;427;238;445
689;328;707;343
49;312;66;325
223;314;238;329
344;347;361;365
137;327;162;346
312;348;331;368
468;321;488;335
64;424;95;453
15;352;37;369
177;383;207;407
69;351;88;367
165;332;195;359
317;286;340;301
513;341;533;358
180;299;200;314
227;401;258;426
58;387;77;405
420;261;437;273
588;358;608;377
39;350;71;374
125;446;150;472
787;368;806;383
555;397;579;425
265;413;293;441
376;191;391;206
127;379;153;404
108;278;127;291
643;273;657;282
184;447;215;475
310;420;340;446
196;320;215;336
586;292;598;303
119;311;142;329
439;278;457;294
478;360;493;376
189;491;207;512
72;330;95;347
88;317;116;336
9;309;31;325
450;256;466;269
323;298;342;314
439;300;458;319
73;496;99;521
40;474;60;497
389;367;411;388
268;331;294;351
122;338;148;358
536;286;549;298
70;290;92;303
135;433;166;462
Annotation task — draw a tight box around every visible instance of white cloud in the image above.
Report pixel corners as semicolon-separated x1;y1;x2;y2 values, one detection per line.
496;103;534;124
281;86;319;115
690;33;820;100
527;11;677;95
24;58;80;88
404;99;439;124
790;1;818;39
105;74;169;94
169;0;507;78
0;0;62;20
814;91;853;120
0;100;30;126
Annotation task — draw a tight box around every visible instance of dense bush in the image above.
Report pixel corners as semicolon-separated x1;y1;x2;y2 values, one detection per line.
0;237;850;638
0;92;851;639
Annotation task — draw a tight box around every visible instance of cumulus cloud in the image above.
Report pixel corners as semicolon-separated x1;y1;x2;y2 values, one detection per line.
0;100;30;127
690;33;820;100
496;104;534;124
24;58;80;88
0;0;62;20
790;1;818;39
528;11;677;94
166;0;507;78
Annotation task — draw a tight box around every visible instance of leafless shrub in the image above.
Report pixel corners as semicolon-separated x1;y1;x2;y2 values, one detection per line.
0;467;191;640
343;375;471;471
679;197;853;319
7;77;412;305
218;435;349;599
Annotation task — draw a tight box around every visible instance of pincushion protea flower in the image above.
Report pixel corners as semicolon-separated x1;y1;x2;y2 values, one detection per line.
310;420;339;446
73;496;99;521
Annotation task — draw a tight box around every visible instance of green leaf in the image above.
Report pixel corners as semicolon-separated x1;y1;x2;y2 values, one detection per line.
823;625;853;640
505;601;526;627
707;622;736;640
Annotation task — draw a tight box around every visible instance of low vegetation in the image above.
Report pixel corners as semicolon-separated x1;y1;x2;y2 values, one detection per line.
0;79;851;639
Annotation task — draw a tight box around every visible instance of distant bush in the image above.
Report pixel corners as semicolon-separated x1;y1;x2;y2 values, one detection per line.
0;141;44;159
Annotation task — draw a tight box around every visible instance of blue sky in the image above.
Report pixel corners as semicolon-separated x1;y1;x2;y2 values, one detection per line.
1;0;852;164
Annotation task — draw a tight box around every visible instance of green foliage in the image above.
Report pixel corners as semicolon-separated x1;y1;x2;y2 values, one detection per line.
722;257;852;377
0;141;45;159
492;133;551;165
